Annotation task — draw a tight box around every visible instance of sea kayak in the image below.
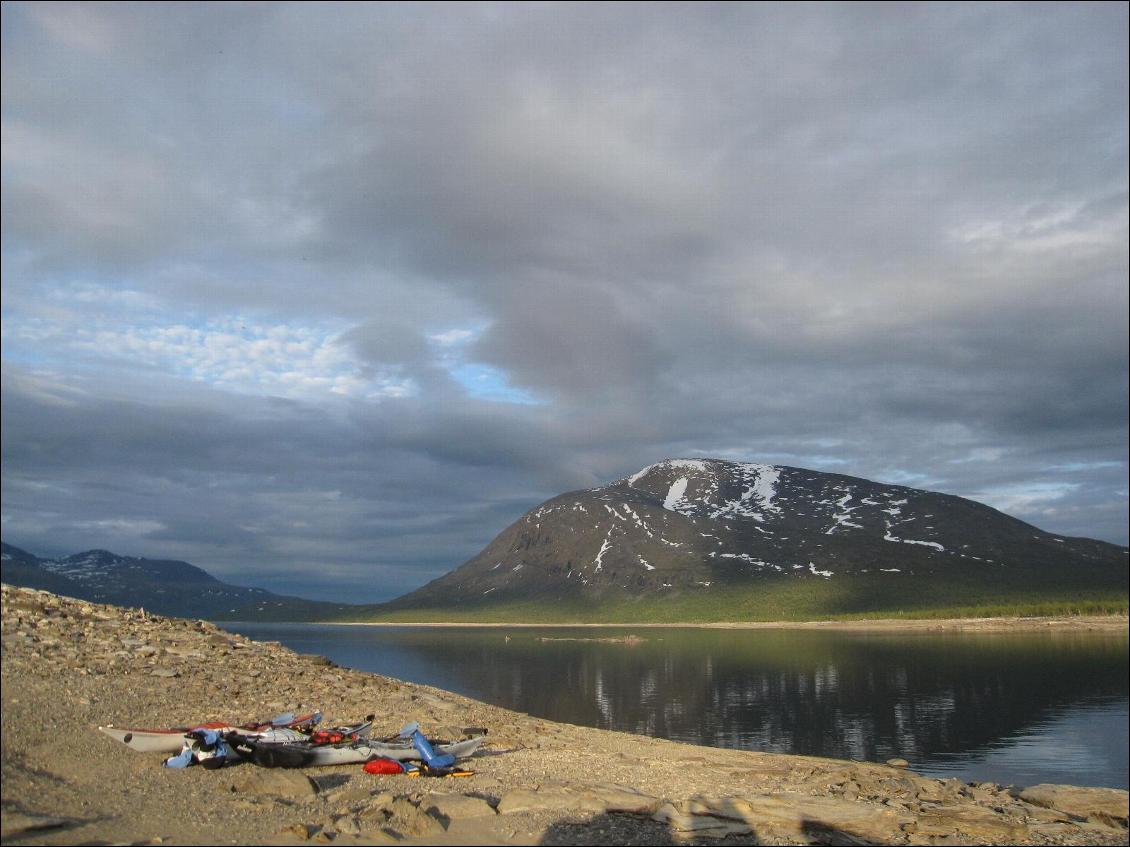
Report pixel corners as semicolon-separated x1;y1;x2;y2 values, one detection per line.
161;716;374;770
98;710;322;753
229;733;486;768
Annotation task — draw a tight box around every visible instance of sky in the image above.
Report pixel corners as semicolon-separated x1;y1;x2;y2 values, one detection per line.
2;2;1126;603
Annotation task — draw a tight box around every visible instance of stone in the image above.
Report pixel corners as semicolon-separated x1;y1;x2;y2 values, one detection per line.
1019;783;1129;828
879;774;919;798
413;692;458;711
964;784;1000;803
278;823;317;840
1028;822;1084;840
652;802;753;837
905;817;958;838
911;806;1028;842
424;793;498;820
939;778;966;796
332;815;361;836
363;791;397;813
497;786;607;815
1075;821;1130;839
886;758;910;768
385;798;446;836
230;768;319;800
356;807;390;832
585;784;662;814
915;781;948;802
1026;805;1072;824
679;792;911;843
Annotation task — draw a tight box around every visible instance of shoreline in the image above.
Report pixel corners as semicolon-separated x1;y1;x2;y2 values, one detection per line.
321;614;1129;631
3;585;1128;846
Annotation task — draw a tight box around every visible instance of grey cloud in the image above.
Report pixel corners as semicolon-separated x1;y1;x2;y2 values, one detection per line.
1;3;1126;601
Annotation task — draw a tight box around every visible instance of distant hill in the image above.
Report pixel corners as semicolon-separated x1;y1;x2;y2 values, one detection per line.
379;459;1128;620
0;542;351;621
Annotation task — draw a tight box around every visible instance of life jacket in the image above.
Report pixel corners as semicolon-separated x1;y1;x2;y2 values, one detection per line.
310;729;352;745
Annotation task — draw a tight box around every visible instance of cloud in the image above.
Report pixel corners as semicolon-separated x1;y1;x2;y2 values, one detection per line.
1;3;1126;601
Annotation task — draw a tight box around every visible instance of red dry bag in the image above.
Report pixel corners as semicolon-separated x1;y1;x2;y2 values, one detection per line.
363;757;406;775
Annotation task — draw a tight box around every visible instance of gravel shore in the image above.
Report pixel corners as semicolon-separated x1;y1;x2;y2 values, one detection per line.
2;584;1127;846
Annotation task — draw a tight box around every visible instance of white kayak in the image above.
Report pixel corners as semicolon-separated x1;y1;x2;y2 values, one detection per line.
99;722;238;753
231;734;486;768
98;710;323;753
161;717;374;770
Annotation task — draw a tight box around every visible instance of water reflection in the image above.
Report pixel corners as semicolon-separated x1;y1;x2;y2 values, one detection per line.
222;624;1128;789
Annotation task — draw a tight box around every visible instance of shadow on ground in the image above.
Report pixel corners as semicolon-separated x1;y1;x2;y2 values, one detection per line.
537;809;895;845
538;813;682;846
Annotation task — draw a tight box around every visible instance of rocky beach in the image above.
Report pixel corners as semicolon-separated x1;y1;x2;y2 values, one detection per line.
2;583;1127;846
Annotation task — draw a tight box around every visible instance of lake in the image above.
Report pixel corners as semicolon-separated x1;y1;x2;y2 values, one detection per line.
220;623;1129;790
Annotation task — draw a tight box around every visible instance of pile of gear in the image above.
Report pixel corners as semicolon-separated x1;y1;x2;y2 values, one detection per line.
98;711;485;777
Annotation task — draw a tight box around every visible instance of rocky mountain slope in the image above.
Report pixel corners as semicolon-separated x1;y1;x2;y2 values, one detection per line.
0;542;349;620
388;458;1128;610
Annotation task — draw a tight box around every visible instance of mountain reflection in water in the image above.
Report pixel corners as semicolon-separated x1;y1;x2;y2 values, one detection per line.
221;624;1129;789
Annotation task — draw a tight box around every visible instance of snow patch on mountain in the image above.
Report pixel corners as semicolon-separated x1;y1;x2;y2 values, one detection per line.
663;477;691;513
710;463;781;521
884;532;945;552
711;551;784;572
628;459;784;523
40;551;121;583
825;489;864;534
594;532;613;572
742;463;781;512
628;458;710;487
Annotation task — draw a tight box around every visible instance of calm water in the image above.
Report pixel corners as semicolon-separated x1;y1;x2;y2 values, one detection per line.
221;623;1129;789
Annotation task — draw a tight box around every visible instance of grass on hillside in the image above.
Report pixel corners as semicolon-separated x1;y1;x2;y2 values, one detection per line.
336;573;1128;624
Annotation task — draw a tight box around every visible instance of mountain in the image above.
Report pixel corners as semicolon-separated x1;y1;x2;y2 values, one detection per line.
4;459;1125;623
0;542;351;621
0;543;84;597
385;458;1128;617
